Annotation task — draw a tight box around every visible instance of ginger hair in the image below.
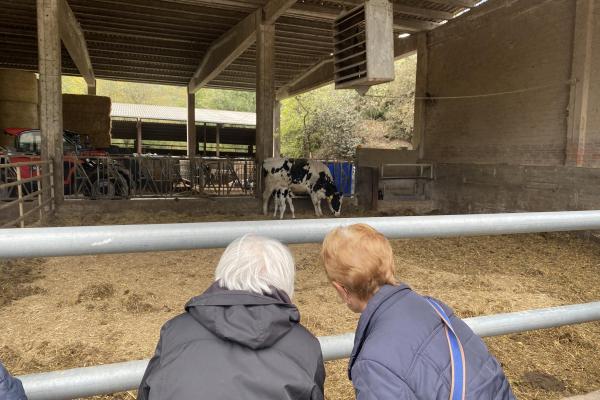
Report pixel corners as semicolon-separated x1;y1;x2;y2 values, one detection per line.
321;224;396;301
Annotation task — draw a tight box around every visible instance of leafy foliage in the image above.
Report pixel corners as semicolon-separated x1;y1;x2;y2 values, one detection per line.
281;54;417;158
62;77;254;111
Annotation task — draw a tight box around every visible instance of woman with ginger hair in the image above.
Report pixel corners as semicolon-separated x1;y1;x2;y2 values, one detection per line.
321;224;514;400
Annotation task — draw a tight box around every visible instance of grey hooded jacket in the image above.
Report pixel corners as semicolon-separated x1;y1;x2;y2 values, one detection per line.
0;362;27;400
350;284;515;400
138;282;325;400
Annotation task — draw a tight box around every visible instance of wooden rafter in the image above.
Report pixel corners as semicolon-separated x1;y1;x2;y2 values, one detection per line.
58;0;95;86
188;0;297;92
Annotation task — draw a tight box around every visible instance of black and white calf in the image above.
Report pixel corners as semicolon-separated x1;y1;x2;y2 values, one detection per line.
262;158;343;217
272;187;295;219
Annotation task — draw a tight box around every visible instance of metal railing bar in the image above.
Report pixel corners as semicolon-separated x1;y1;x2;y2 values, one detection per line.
2;210;600;258
17;301;600;400
0;174;50;190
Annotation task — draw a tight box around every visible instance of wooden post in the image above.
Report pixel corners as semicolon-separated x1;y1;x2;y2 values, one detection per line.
273;100;281;157
256;18;275;165
37;164;44;223
256;16;275;199
187;92;197;157
16;167;25;228
413;32;428;161
203;123;207;155
49;162;55;211
87;83;96;95
566;0;595;167
135;118;143;154
38;0;64;207
216;124;221;157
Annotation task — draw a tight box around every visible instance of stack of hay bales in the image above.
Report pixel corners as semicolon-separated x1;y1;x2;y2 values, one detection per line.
0;70;38;147
62;94;112;148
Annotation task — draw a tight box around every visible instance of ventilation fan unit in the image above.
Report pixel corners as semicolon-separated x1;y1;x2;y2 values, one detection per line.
333;0;394;91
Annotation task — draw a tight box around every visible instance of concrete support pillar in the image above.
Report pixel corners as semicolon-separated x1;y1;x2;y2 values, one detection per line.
273;100;281;157
37;0;64;207
87;83;96;95
135;118;142;154
255;19;275;166
187;92;197;157
566;0;595;167
216;124;221;157
413;32;428;161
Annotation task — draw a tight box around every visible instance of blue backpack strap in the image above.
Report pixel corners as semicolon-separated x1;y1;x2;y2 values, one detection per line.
425;298;466;400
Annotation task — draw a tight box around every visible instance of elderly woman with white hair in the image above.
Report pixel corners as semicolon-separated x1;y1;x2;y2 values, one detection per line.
138;235;325;400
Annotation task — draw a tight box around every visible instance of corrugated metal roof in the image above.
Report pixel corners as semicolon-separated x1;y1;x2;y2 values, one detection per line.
110;103;256;126
0;0;472;90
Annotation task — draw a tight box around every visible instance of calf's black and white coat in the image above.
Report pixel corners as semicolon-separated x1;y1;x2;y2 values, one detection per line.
262;158;343;218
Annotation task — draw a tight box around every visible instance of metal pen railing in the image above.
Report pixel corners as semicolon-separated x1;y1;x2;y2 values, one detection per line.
3;212;600;398
64;155;256;199
0;160;54;228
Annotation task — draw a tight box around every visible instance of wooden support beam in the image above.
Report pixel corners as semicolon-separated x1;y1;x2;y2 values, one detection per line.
188;0;297;93
263;0;297;24
424;0;479;7
286;3;440;32
58;0;95;86
256;19;275;164
188;10;258;93
215;124;221;157
317;0;454;20
135;118;142;154
277;35;417;100
566;0;595;167
413;32;428;160
87;83;96;95
203;123;207;155
393;16;440;32
186;92;197;156
394;5;454;20
37;0;64;207
276;58;332;100
273;100;281;156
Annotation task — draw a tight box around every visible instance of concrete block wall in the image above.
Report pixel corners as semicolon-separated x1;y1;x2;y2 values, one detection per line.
424;0;574;166
421;0;600;213
433;163;600;213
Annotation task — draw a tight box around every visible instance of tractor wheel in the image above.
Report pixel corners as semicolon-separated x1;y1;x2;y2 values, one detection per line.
91;177;116;199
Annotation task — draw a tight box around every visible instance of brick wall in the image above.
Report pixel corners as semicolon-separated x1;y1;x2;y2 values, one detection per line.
420;0;600;213
423;0;575;166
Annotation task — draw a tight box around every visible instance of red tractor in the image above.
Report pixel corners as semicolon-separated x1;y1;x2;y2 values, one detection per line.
0;128;131;200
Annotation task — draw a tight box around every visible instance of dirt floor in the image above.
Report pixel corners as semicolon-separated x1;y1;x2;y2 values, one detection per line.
1;199;600;399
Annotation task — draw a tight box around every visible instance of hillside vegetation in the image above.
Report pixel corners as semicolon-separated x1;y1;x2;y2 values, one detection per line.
63;54;416;158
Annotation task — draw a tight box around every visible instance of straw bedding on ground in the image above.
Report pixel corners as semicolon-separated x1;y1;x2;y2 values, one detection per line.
1;207;599;399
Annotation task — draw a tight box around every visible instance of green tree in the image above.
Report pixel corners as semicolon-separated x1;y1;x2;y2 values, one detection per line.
280;54;416;158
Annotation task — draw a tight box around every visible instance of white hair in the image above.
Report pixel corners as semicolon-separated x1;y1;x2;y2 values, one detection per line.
215;234;295;298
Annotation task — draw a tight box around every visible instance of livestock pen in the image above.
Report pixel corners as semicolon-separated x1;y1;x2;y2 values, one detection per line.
1;209;600;399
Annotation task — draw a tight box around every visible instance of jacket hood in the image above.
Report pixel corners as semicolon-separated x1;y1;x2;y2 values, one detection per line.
185;281;300;350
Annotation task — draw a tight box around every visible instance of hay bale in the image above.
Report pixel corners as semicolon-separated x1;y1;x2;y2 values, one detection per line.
62;94;112;148
0;70;38;146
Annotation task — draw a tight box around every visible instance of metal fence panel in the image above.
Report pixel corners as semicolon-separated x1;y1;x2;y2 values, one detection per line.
3;210;600;258
18;301;600;400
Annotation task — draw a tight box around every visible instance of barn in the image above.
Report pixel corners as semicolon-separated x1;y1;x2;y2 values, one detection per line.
1;0;600;399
